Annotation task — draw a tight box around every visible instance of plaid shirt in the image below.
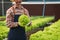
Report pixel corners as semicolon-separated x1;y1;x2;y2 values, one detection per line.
6;5;29;28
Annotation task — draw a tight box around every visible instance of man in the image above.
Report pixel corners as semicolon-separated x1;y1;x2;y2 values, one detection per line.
6;0;31;40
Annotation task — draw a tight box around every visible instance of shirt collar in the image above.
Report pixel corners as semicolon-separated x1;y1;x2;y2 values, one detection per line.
13;5;23;9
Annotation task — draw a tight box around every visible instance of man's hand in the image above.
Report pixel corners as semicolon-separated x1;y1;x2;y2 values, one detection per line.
27;21;32;26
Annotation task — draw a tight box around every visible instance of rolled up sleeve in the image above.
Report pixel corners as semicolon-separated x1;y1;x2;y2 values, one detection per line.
6;9;18;28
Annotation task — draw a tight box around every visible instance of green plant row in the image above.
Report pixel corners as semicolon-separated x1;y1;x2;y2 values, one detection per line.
30;16;54;20
0;16;54;40
0;21;9;40
0;16;54;32
25;17;54;32
0;16;6;21
0;26;9;40
30;19;60;40
0;21;6;26
0;16;6;18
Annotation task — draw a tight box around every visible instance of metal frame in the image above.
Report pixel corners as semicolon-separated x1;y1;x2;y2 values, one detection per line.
2;0;4;16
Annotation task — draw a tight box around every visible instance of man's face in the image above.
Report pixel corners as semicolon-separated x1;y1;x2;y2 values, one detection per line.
14;0;22;5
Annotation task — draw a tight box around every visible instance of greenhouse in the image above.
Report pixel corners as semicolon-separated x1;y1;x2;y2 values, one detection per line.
0;0;60;40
